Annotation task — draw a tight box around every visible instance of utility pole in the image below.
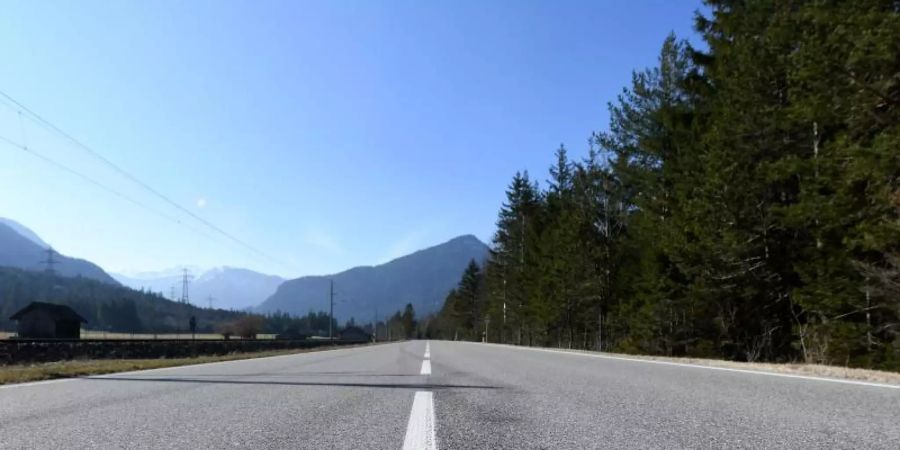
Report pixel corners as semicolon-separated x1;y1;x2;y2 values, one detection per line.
329;279;334;341
373;305;378;343
180;269;192;305
502;277;507;344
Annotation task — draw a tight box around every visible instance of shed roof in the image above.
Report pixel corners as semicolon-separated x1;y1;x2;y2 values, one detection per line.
9;302;88;323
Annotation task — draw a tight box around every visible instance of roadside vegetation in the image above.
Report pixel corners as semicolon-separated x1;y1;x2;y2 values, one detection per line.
0;345;359;385
517;345;900;386
0;266;345;338
427;1;900;371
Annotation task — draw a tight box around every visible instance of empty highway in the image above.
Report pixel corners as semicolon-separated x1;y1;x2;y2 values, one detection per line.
1;341;898;449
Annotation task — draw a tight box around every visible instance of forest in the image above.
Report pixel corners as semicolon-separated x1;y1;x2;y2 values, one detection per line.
0;266;248;333
429;0;900;370
0;266;339;336
0;264;418;340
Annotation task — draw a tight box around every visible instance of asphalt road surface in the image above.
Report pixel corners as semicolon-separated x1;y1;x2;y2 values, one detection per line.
1;341;898;449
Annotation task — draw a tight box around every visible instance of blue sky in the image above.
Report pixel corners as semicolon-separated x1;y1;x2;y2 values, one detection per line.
0;0;703;278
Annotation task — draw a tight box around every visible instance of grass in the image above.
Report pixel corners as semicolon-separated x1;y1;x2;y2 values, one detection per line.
533;346;900;385
0;346;351;385
651;356;900;385
78;331;278;340
0;330;278;340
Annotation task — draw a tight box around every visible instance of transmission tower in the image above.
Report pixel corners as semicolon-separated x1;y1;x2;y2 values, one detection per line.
180;269;192;304
207;296;215;309
39;246;59;274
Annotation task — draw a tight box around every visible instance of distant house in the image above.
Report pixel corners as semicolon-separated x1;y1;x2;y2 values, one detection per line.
9;302;87;339
338;326;371;342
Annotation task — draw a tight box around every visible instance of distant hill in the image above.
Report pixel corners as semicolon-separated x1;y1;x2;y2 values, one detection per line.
113;267;284;311
257;235;490;321
0;218;49;248
0;219;119;285
0;266;246;333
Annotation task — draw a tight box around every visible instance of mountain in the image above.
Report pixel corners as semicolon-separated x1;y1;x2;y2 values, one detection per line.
257;235;490;321
0;266;246;333
113;266;284;311
110;272;181;297
0;218;49;248
116;266;203;280
0;219;119;285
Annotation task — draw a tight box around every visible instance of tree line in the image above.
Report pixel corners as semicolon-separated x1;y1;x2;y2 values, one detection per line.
0;261;427;341
0;266;249;333
0;266;343;338
432;0;900;370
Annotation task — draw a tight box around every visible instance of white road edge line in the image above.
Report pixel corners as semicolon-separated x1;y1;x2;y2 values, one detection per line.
420;359;432;375
403;391;437;450
0;378;72;390
0;342;387;390
474;342;900;390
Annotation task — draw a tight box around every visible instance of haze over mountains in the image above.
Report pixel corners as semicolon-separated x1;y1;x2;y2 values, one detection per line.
0;217;490;320
112;267;284;312
0;218;119;285
258;235;490;321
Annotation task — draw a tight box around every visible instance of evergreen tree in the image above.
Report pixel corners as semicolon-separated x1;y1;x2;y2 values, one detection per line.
433;1;900;370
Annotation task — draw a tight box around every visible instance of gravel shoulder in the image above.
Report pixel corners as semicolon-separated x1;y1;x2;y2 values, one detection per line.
500;344;900;386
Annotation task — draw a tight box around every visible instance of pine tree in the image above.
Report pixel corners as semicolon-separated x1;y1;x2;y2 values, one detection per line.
490;171;544;344
431;0;899;370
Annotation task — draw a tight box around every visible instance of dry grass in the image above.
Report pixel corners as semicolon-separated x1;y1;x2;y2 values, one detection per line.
553;348;900;385
0;346;350;385
78;331;278;340
1;330;278;340
671;358;900;385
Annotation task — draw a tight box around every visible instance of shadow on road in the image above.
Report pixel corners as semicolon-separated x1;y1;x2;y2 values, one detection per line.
86;376;501;390
134;372;420;378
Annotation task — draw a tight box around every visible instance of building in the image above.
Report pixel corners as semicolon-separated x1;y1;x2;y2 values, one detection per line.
338;326;371;342
9;302;87;339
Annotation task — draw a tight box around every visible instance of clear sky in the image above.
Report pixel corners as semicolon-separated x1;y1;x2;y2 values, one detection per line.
0;0;703;278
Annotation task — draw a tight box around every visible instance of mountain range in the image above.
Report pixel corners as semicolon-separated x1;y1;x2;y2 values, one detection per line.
0;217;490;320
112;267;284;311
257;234;490;321
0;218;119;285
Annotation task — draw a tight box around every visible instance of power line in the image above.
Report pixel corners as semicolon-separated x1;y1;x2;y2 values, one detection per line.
0;134;226;247
0;89;285;266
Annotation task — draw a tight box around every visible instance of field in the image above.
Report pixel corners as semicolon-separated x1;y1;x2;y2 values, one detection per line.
0;345;361;385
0;330;277;340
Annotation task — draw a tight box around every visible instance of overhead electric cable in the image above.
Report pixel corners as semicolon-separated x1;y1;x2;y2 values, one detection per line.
0;89;285;266
0;134;225;246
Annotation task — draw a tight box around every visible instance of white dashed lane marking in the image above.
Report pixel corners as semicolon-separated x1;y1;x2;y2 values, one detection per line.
402;391;437;450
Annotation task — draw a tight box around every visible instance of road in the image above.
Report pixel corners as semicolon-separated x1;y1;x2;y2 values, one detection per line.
1;341;898;449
